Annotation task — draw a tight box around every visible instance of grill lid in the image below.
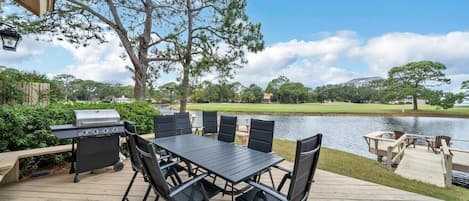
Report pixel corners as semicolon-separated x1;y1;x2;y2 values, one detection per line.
74;109;120;127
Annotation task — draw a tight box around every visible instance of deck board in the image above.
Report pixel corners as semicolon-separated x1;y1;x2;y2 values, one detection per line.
0;160;440;201
395;146;446;187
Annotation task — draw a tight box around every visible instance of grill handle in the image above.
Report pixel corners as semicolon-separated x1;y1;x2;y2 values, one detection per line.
79;120;119;126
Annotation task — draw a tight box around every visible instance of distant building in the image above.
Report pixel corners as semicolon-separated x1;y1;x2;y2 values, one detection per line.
262;93;273;103
112;96;131;103
346;76;384;86
389;96;427;105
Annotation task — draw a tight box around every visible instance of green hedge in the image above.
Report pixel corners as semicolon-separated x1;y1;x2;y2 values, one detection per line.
0;101;160;176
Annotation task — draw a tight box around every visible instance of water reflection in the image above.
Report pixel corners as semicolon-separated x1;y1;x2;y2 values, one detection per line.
157;106;469;159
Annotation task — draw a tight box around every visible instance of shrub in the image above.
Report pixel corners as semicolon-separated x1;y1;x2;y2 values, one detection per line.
0;101;160;176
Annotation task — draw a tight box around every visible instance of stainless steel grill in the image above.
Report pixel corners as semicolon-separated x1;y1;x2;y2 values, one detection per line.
50;109;124;183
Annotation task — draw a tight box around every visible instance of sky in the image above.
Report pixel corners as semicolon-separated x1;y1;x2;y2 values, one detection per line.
1;0;469;92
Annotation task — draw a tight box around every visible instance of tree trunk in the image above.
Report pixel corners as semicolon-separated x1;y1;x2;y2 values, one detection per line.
180;64;190;112
412;94;418;111
134;79;145;100
180;0;193;112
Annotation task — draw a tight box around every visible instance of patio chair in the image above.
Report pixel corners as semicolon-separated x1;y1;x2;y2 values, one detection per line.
394;130;416;148
135;135;222;201
154;115;192;175
236;134;323;201
248;119;276;188
426;135;452;153
122;121;149;201
217;115;237;143
174;112;193;135
154;115;177;139
202;111;218;136
123;121;179;201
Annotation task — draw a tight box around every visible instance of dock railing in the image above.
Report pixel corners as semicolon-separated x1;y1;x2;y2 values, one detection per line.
386;134;408;169
441;139;452;187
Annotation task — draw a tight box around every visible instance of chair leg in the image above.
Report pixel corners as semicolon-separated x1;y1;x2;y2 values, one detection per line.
154;195;159;201
212;175;217;184
222;181;228;197
268;169;276;189
122;171;138;201
143;184;151;201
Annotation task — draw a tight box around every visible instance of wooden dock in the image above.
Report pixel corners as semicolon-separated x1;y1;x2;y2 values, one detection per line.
364;131;469;187
394;146;446;187
0;160;440;201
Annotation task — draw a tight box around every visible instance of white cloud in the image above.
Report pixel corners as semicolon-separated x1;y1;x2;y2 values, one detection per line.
350;32;469;76
234;31;361;87
232;31;469;91
54;33;133;84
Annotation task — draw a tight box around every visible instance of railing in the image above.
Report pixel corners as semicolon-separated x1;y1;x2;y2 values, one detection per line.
363;131;394;151
441;139;452;187
386;134;408;169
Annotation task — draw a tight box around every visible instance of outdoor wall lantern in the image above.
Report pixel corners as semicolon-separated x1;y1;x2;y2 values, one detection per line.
0;23;22;51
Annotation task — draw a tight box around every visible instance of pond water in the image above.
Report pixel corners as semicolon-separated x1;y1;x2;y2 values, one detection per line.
158;106;469;159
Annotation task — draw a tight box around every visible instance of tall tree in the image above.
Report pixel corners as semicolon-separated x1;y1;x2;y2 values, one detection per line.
265;76;289;102
159;0;264;112
279;82;308;104
53;74;75;101
240;84;263;103
5;0;181;100
384;61;451;111
462;80;469;97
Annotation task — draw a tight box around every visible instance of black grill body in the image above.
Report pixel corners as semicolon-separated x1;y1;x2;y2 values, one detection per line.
50;109;124;183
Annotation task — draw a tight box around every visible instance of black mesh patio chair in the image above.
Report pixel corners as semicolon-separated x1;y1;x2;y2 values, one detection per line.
248;119;275;153
248;119;276;188
174;112;193;135
135;135;222;201
123;121;177;201
154;115;177;139
236;134;323;201
154;115;192;175
122;121;150;201
202;111;218;136
217;115;237;143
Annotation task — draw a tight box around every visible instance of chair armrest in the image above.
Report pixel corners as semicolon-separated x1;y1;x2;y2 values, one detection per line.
273;165;292;175
169;173;209;197
159;153;172;160
246;180;288;201
160;160;181;170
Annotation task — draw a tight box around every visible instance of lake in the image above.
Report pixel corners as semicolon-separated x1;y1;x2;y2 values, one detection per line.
158;106;469;159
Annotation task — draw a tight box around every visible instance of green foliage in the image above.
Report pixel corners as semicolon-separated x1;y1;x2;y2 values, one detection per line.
384;61;451;110
0;102;159;176
0;66;62;104
279;82;309;104
265;76;290;102
240;84;263;103
425;90;465;109
462;80;469;98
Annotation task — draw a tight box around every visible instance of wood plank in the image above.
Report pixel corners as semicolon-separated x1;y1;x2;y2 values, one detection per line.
395;146;446;187
0;159;441;201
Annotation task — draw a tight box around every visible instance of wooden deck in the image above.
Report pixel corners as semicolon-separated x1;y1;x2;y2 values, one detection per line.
395;146;445;187
0;160;440;201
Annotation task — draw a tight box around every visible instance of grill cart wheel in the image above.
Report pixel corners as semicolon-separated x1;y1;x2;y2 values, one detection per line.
113;161;124;172
74;174;80;183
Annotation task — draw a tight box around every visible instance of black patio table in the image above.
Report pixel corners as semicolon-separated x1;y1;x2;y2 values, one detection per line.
152;134;284;197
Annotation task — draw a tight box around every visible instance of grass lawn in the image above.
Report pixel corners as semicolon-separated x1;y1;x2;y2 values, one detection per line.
175;102;469;118
271;139;469;201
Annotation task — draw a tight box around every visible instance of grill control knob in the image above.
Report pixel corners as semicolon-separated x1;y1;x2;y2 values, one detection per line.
93;129;99;135
112;127;118;132
103;128;109;133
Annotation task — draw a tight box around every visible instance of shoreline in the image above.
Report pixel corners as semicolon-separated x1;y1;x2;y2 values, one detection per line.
169;106;469;119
